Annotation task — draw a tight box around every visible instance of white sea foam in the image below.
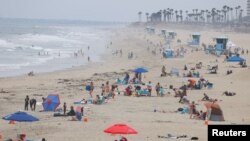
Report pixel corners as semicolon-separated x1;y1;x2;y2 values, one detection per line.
0;19;114;77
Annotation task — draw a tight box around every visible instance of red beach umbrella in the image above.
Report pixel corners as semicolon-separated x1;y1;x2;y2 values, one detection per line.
104;124;138;134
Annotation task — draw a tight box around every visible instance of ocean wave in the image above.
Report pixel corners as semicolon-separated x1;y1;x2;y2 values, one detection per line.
0;62;31;70
21;34;86;45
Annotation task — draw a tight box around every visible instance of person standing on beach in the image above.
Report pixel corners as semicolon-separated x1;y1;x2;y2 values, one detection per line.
88;46;90;50
155;82;161;96
89;81;94;98
88;56;90;62
24;95;29;111
189;101;196;119
147;81;153;96
33;98;37;111
101;84;105;96
111;84;118;99
123;73;130;85
30;98;33;111
63;102;67;115
105;81;110;97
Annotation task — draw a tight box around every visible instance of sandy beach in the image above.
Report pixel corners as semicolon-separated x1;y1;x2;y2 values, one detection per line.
0;25;250;141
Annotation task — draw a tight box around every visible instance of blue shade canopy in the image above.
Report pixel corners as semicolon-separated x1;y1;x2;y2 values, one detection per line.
3;111;39;122
227;56;245;62
132;68;148;73
42;94;60;111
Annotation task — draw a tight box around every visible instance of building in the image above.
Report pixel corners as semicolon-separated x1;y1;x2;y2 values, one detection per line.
248;0;250;16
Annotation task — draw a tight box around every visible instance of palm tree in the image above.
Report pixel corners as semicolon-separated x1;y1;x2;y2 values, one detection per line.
138;11;142;22
175;10;178;22
235;6;241;21
239;9;243;23
179;10;183;22
230;7;233;21
145;13;149;22
211;8;217;23
163;9;167;22
185;10;189;21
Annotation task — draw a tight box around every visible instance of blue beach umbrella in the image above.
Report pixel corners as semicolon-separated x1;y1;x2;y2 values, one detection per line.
42;94;60;111
3;111;39;122
133;68;148;73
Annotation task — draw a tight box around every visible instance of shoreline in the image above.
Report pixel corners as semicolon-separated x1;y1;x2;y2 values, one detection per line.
0;25;250;141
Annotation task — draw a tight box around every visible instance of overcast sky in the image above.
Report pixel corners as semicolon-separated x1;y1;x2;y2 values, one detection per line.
0;0;246;22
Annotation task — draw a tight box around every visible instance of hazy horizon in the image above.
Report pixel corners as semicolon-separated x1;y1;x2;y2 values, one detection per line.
0;0;247;22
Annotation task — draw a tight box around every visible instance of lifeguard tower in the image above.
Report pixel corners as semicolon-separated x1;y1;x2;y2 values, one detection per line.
161;29;167;37
167;31;176;39
188;33;201;46
145;27;155;34
214;36;228;55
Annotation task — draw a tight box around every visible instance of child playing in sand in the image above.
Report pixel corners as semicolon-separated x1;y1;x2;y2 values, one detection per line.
63;102;67;115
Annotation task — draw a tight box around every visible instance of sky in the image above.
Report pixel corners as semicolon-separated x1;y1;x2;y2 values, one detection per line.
0;0;246;22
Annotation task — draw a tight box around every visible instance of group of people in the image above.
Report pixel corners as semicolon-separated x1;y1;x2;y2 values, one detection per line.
124;81;164;97
24;95;37;111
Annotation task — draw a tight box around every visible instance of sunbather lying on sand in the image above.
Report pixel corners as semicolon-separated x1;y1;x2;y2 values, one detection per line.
222;91;236;96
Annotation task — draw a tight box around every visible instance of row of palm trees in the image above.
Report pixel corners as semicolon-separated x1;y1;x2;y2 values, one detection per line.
138;5;245;24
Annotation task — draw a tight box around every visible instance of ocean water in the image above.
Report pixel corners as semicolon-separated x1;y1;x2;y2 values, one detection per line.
0;18;123;77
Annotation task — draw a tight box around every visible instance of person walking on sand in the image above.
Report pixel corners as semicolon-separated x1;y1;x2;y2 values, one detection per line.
24;95;29;111
89;81;94;98
63;102;67;115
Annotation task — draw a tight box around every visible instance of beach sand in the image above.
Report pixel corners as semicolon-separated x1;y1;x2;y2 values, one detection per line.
0;25;250;141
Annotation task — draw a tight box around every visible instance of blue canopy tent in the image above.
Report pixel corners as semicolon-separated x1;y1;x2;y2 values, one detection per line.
3;111;39;122
133;68;148;73
42;94;60;111
227;56;246;62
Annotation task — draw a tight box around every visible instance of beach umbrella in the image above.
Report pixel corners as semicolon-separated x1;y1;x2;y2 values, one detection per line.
227;56;245;62
42;94;60;111
133;68;148;73
104;124;138;134
3;111;39;122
